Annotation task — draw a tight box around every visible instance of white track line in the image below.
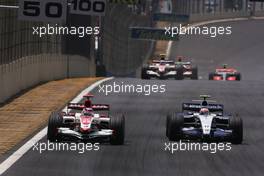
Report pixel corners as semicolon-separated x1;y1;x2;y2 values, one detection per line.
0;77;114;175
166;17;264;57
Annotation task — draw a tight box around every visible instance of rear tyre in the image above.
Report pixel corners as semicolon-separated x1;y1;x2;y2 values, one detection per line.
175;67;184;80
47;112;63;142
167;113;184;141
209;73;214;80
110;115;125;145
229;116;243;144
191;67;198;80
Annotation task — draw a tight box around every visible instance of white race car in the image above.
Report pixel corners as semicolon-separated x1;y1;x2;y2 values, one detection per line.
141;59;184;80
47;94;125;145
166;95;243;144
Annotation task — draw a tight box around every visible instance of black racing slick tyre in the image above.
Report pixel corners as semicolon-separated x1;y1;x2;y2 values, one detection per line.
141;67;150;79
47;112;63;142
175;67;184;80
110;114;125;145
167;113;184;141
191;67;198;80
229;116;243;144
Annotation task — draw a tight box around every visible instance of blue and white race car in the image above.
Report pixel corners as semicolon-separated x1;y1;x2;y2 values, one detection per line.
166;95;243;144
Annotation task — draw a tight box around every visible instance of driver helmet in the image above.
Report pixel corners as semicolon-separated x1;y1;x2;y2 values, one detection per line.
159;54;166;61
199;108;209;115
85;99;92;107
82;108;93;116
160;56;165;61
177;56;183;62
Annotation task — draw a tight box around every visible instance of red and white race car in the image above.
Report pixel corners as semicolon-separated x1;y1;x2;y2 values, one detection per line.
209;65;241;81
47;94;125;145
141;54;184;80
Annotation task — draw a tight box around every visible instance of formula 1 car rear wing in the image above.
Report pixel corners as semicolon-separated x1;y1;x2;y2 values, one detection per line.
152;60;174;64
182;103;224;112
92;104;110;111
67;103;110;111
175;61;191;65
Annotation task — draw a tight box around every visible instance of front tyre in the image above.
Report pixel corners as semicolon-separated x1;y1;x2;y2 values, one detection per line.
47;112;63;142
110;114;125;145
229;116;243;144
167;113;184;141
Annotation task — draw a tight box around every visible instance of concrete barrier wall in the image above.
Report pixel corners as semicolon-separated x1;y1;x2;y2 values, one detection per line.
0;54;95;103
0;2;95;103
69;55;96;78
255;11;264;17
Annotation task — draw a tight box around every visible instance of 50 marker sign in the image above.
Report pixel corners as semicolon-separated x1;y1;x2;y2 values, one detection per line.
70;0;106;16
18;0;67;22
18;0;105;22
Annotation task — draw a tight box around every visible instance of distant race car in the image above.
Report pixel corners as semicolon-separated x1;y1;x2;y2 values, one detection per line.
175;56;198;80
209;64;241;81
166;95;243;144
47;94;125;145
141;54;184;80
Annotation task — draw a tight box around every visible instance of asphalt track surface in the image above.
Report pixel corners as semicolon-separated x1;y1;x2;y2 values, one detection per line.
2;20;264;176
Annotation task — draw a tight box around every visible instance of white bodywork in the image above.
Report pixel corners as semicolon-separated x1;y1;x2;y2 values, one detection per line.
194;112;216;135
58;112;112;139
58;128;112;139
147;70;176;77
147;62;177;77
183;71;192;76
183;112;217;135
